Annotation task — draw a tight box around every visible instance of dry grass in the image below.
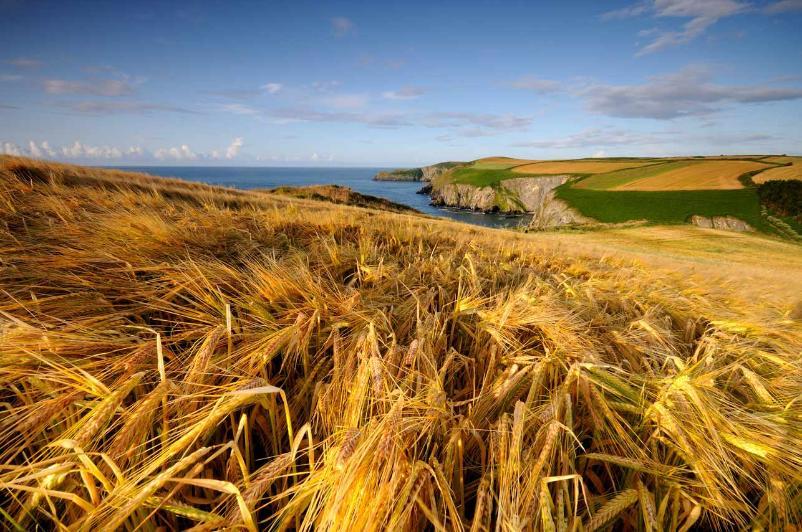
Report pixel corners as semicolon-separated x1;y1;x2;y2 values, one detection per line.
512;160;658;175
614;160;771;190
1;157;801;530
753;157;802;184
532;225;802;307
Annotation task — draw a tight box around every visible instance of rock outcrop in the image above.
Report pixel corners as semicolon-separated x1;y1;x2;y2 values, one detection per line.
374;168;423;182
430;183;497;210
429;175;589;228
689;215;753;232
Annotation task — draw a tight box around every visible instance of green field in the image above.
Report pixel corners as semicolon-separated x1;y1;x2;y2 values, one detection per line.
448;165;522;186
555;186;774;232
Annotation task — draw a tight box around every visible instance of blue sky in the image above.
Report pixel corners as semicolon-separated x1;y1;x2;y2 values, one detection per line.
1;0;801;166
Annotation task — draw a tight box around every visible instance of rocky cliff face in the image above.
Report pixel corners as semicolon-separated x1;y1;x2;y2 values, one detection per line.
431;176;555;212
430;183;497;210
429;175;589;228
420;164;455;182
374;162;464;182
689;215;753;232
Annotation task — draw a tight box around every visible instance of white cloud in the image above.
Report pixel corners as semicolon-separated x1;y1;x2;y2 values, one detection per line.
225;137;244;159
268;108;532;136
154;144;197;161
270;107;410;127
61;141;123;159
44;78;135;96
512;127;780;153
25;140;59;158
513;128;671;149
764;0;802;12
581;66;802;119
1;139;244;162
381;86;425;100
421;112;532;132
601;3;650;20
67;101;195;114
1;74;22;82
509;76;561;93
321;93;369;109
310;80;342;93
1;142;22;156
7;57;41;68
331;16;354;37
602;0;751;55
262;82;282;94
221;103;260;115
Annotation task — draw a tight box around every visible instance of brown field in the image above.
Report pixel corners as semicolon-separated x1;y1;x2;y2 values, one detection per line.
1;156;801;530
512;160;659;175
614;159;771;190
753;156;802;184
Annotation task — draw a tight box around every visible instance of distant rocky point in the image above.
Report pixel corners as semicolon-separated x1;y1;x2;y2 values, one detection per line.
373;162;465;182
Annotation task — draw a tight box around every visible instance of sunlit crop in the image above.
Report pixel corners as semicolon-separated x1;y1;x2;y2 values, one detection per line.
1;157;800;530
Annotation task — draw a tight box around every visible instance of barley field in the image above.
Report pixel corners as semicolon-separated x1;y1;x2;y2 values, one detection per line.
613;160;773;191
512;160;659;175
753;157;802;184
1;157;801;531
574;159;775;191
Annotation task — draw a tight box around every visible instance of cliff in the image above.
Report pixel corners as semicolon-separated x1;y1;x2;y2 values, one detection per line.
374;161;465;182
430;174;589;227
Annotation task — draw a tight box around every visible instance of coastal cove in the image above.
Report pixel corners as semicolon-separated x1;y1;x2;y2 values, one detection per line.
112;166;531;229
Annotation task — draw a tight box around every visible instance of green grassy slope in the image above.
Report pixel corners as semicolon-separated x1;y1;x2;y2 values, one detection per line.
448;166;522;186
555;186;773;231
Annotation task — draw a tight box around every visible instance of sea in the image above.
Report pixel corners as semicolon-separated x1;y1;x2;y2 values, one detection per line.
114;166;530;229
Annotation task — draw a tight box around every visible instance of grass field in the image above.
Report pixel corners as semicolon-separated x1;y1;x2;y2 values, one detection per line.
753;156;802;183
447;165;524;186
1;157;801;530
556;186;774;231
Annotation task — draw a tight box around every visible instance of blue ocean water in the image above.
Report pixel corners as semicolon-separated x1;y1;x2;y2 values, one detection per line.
114;166;530;229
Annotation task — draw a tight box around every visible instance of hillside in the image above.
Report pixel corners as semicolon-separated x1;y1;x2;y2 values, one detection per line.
265;184;420;214
379;155;802;237
1;157;801;530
